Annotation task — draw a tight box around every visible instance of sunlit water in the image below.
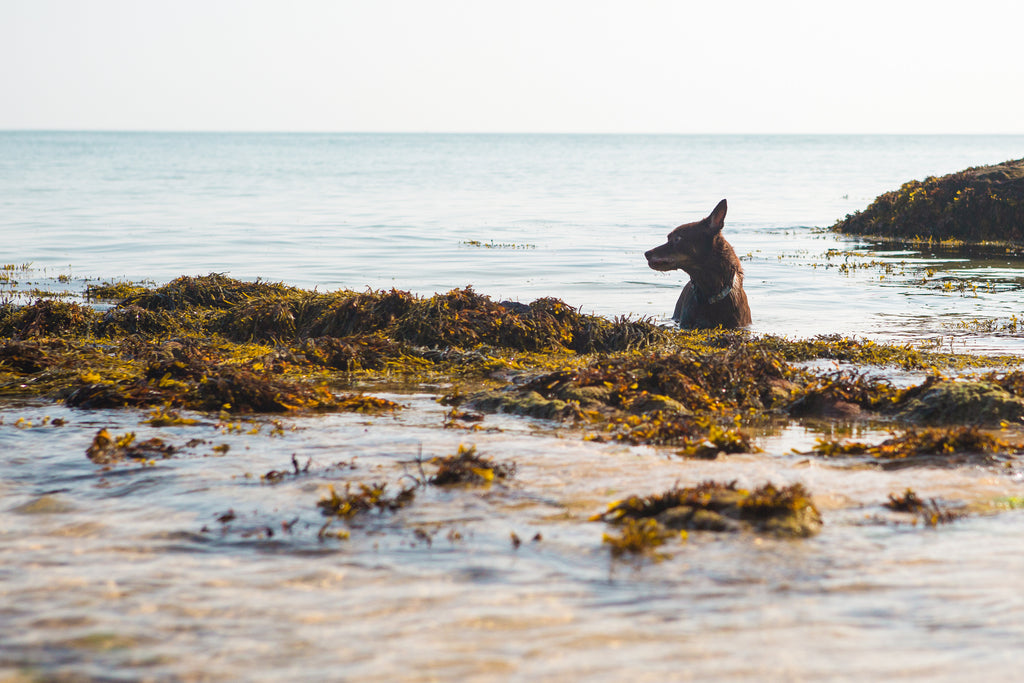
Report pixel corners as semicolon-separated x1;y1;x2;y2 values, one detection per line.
2;133;1024;681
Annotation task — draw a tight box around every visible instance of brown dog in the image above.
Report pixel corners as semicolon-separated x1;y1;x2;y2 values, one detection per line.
644;199;751;329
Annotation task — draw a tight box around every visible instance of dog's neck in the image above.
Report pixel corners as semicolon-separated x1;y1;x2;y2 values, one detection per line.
691;270;738;304
705;272;738;303
686;243;741;305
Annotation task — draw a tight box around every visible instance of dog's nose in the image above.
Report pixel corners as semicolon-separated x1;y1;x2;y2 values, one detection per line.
643;249;653;261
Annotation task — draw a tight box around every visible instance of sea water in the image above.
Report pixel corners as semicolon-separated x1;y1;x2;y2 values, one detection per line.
2;132;1024;681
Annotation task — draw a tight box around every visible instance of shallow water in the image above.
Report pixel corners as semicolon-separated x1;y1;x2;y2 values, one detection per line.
3;133;1024;680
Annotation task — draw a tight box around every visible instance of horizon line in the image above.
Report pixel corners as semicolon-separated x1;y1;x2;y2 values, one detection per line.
4;127;1024;137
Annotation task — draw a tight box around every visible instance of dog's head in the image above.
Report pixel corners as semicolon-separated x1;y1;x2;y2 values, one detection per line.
644;199;728;273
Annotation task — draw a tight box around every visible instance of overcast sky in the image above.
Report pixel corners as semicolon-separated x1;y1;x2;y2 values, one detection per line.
2;0;1022;134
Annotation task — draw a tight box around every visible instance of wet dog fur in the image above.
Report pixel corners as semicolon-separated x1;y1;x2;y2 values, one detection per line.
644;199;751;329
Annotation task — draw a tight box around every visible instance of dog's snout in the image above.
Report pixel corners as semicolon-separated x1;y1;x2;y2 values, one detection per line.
643;249;654;261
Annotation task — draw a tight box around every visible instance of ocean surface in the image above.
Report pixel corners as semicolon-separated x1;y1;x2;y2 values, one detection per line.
2;132;1024;681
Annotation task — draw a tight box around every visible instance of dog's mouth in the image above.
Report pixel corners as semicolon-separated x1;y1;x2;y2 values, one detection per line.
645;253;678;271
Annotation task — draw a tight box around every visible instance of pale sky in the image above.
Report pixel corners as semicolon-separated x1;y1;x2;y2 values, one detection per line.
2;0;1022;134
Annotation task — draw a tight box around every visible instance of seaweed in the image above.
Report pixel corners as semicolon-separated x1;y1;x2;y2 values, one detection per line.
300;334;408;371
594;480;822;538
478;344;794;421
428;444;516;485
61;340;399;414
789;370;900;418
316;481;416;518
85;428;176;464
810;426;1019;461
0;299;98;339
84;280;152;302
0;339;55;373
263;454;313;483
1;273;1021;437
832;158;1024;246
122;273;302;312
602;518;680;559
884;488;965;526
143;407;199;426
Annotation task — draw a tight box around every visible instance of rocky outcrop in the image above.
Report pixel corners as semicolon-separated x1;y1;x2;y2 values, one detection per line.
832;158;1024;246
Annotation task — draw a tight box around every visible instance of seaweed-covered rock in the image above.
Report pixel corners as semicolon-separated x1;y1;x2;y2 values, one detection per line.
894;380;1024;425
468;389;572;420
832;158;1024;245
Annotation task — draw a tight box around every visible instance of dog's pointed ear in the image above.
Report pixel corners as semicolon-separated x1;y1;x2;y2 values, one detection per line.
707;199;727;233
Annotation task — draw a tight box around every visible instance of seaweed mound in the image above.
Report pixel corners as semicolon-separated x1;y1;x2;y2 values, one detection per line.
596;481;822;541
93;275;667;354
832;158;1024;245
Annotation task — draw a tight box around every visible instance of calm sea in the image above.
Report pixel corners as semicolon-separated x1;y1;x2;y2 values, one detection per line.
4;131;1024;346
3;132;1024;681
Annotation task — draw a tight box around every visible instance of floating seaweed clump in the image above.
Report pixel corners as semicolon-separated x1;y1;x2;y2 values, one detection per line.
594;480;822;539
86;428;176;464
3;273;1023;432
602;518;681;559
316;482;416;518
143;407;199;426
586;413;755;459
750;333;1015;371
884;488;965;526
85;280;152;302
428;444;516;485
810;426;1019;462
